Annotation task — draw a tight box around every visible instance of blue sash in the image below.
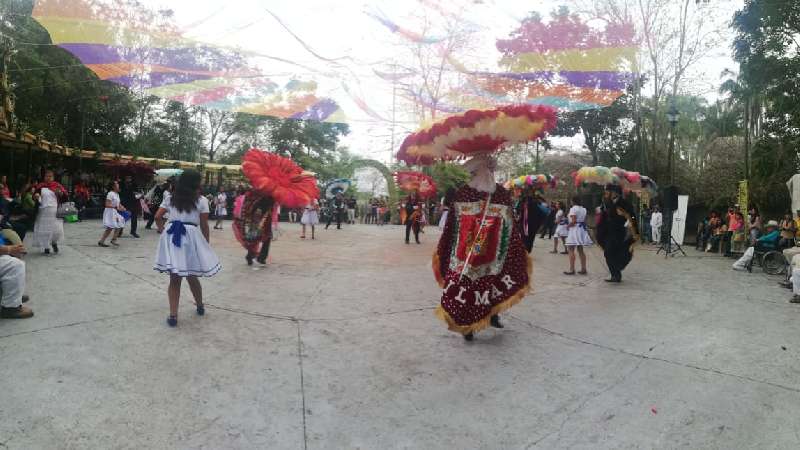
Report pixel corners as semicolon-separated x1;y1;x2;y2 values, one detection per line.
166;221;197;248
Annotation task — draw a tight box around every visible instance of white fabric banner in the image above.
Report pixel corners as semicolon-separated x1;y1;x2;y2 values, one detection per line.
671;195;689;245
787;174;800;219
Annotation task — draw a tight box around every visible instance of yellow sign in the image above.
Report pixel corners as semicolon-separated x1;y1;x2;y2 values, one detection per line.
738;180;748;215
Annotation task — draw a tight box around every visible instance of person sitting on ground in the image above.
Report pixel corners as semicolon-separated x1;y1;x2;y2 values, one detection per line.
0;235;33;319
779;213;796;249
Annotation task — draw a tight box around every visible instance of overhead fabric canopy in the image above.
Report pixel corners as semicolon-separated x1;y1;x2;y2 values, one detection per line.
30;0;639;127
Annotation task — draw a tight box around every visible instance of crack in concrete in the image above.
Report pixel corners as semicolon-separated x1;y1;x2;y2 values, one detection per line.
525;360;645;449
0;307;163;339
296;322;309;450
509;315;800;395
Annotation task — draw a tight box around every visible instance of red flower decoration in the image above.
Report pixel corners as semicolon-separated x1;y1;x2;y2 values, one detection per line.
241;149;319;208
393;171;438;199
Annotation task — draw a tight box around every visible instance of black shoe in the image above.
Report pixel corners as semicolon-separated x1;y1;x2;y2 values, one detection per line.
604;278;621;283
463;332;474;341
257;257;267;265
51;243;59;253
44;249;50;255
245;255;254;266
131;232;140;238
490;315;504;328
405;240;410;244
22;295;29;303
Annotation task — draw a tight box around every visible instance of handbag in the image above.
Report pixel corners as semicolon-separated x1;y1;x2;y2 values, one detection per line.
56;202;78;219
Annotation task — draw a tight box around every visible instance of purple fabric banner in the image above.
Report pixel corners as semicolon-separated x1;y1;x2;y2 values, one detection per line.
58;43;246;72
290;99;339;121
472;71;635;91
107;72;214;89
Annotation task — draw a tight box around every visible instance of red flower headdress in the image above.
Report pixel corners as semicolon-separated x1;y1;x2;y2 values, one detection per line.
241;148;319;208
393;171;438;199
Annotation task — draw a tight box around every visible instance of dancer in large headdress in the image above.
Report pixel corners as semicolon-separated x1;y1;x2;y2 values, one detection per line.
394;171;437;245
596;184;639;282
574;167;652;282
398;105;557;340
235;149;319;265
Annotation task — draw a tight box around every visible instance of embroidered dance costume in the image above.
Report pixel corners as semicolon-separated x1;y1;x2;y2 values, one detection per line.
596;195;639;282
233;191;274;265
434;184;531;335
154;196;221;277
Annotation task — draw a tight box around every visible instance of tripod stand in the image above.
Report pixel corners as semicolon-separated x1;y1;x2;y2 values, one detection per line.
656;209;687;258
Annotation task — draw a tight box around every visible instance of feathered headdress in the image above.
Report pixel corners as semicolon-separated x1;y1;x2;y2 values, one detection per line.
241;149;319;208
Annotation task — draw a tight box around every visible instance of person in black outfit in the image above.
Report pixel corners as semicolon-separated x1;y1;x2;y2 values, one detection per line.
325;192;345;229
404;192;422;244
540;201;557;239
596;184;639;283
145;180;171;230
120;175;141;238
517;189;548;253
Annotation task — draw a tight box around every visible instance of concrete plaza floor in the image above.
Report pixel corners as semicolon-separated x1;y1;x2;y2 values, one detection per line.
1;220;799;449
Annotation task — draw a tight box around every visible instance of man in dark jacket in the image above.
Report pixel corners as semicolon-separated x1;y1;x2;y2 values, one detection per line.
596;184;639;282
517;190;548;253
120;175;141;238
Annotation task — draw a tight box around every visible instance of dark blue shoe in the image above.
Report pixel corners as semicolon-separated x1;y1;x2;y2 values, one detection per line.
196;304;205;316
167;315;177;327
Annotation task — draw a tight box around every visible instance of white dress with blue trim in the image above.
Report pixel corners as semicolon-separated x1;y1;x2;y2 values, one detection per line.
154;195;221;277
565;205;593;246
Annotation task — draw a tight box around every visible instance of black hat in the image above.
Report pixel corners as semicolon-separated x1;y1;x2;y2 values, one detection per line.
604;184;622;194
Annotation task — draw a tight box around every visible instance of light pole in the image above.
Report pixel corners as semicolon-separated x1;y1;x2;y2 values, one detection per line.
666;101;680;185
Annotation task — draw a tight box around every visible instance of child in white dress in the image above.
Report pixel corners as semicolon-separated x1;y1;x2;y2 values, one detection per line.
154;170;221;327
98;181;126;247
213;191;227;230
300;199;320;239
564;196;593;275
551;202;569;254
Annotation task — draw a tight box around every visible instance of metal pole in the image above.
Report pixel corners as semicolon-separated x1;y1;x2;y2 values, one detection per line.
668;120;676;185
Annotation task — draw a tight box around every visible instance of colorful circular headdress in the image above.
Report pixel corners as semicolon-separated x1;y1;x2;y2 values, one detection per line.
393;171;438;199
503;174;558;190
241;148;319;208
396;105;557;166
324;179;352;199
573;166;657;194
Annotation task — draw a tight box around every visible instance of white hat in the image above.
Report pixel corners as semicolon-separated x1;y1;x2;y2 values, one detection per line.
766;220;779;227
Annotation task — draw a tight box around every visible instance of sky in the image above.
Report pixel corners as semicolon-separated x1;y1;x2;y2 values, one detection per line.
34;0;745;169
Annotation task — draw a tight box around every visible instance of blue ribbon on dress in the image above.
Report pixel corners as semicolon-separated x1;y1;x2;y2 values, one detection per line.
578;222;587;229
167;221;188;248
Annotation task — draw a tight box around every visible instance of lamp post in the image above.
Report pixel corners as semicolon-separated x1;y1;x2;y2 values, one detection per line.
666;102;680;185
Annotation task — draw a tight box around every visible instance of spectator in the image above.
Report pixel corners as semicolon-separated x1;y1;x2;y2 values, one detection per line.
0;237;32;319
779;213;796;249
758;220;781;250
749;207;762;245
650;206;663;244
0;175;11;200
346;197;357;225
730;211;746;254
696;216;709;250
706;212;726;253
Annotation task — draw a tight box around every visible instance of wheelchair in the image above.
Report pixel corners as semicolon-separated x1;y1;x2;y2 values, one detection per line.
746;243;788;275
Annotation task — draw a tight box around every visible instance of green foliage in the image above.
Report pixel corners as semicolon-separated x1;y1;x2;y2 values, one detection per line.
428;162;469;196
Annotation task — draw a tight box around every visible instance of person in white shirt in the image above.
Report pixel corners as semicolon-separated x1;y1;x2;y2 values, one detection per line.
564;196;593;275
650;206;663;244
213;191;227;230
98;181;126;247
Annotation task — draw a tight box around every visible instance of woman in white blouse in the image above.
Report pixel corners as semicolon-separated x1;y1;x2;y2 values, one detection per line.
98;181;126;247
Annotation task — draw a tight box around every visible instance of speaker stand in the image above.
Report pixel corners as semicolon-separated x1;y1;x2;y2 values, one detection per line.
656;235;687;258
655;209;687;258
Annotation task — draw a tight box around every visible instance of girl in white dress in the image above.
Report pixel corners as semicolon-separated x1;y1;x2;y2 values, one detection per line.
98;181;126;247
300;199;320;239
551;202;569;254
564;196;593;275
32;170;66;255
213;191;227;230
154;170;221;327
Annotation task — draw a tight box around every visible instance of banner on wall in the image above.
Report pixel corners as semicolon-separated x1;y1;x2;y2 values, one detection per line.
671;195;689;245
